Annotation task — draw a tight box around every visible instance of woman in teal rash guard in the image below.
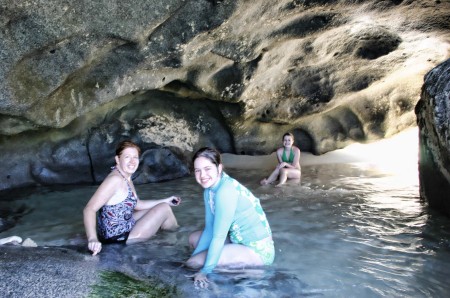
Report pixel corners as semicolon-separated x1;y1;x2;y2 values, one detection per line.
260;132;301;187
186;147;274;288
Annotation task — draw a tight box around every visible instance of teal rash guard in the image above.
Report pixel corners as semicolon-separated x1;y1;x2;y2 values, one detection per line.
192;172;272;274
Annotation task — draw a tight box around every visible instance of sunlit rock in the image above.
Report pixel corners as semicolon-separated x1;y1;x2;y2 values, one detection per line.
0;236;22;245
0;0;449;190
22;238;38;247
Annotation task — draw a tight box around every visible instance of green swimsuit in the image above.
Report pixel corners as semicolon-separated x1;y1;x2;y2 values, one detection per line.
282;148;295;163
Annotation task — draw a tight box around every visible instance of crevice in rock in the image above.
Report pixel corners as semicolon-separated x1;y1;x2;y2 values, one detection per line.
85;132;97;184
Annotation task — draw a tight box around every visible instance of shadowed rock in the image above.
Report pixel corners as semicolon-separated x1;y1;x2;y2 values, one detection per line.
415;58;450;216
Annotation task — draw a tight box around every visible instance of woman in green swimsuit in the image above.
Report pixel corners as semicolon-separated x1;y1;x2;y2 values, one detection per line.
260;132;301;187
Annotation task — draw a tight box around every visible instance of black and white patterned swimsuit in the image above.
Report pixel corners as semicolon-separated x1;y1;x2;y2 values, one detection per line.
97;169;137;242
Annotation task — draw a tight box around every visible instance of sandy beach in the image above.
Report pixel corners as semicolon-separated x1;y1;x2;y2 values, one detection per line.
223;127;418;174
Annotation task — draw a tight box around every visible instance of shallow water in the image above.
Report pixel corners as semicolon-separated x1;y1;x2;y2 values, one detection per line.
2;131;450;297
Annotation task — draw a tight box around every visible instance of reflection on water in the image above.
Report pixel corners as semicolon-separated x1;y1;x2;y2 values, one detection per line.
2;161;450;297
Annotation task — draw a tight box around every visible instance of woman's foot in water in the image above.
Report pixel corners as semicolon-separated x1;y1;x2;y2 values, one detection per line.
260;178;269;186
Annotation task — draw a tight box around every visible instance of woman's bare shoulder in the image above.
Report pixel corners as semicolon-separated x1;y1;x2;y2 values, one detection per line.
101;171;124;187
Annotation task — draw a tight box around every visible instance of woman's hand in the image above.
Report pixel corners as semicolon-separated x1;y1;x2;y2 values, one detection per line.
277;162;287;169
88;239;102;255
193;272;209;289
166;195;181;206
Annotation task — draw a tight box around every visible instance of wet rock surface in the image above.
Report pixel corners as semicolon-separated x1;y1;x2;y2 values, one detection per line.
0;245;98;297
0;242;304;297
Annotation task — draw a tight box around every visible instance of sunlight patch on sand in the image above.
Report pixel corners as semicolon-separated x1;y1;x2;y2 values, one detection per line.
223;127;418;177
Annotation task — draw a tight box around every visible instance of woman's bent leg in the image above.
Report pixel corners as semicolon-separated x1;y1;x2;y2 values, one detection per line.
189;230;203;249
275;168;301;187
185;250;207;269
218;244;265;267
275;168;289;186
261;168;280;185
185;243;264;269
127;203;178;243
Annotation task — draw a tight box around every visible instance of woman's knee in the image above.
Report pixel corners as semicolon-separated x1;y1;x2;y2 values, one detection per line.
189;230;202;248
288;169;301;179
154;202;174;216
136;203;174;226
186;254;204;269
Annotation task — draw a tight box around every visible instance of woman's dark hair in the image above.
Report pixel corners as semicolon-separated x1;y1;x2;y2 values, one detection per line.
115;140;141;157
192;147;222;166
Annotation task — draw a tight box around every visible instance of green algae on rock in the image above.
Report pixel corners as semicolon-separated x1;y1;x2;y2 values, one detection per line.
89;270;179;298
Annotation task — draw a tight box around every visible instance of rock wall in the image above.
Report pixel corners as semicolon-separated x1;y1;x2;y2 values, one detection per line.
415;58;450;216
0;0;449;190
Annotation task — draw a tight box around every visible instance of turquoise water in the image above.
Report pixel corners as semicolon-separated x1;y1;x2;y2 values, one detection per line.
2;161;450;297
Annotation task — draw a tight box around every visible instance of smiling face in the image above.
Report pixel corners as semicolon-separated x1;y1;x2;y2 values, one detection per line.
115;147;140;177
283;135;294;148
194;156;222;189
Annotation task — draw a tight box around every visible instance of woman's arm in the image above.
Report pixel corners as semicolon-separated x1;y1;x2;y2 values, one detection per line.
200;183;239;274
284;147;301;169
192;191;214;255
275;148;286;170
292;146;301;168
83;175;120;255
278;147;301;170
276;148;283;164
135;195;181;210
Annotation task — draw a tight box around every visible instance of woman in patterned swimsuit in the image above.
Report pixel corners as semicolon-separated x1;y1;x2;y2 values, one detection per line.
186;147;275;288
260;132;301;187
83;141;180;255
